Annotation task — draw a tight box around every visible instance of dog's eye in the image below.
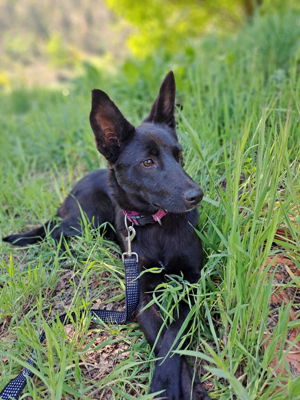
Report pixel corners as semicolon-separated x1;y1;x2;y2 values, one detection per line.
143;159;153;167
178;151;184;163
178;151;185;166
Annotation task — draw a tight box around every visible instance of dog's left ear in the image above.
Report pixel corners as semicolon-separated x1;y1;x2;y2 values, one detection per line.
90;90;135;164
143;71;176;129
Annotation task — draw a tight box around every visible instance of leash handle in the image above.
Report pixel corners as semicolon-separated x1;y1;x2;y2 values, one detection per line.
0;256;139;400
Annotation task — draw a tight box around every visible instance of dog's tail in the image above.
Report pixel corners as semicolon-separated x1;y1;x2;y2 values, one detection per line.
3;220;55;246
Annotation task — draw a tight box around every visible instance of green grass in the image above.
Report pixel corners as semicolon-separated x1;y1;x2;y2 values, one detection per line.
1;8;300;400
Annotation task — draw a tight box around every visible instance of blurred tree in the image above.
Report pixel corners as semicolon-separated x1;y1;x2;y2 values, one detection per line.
105;0;300;57
244;0;263;16
105;0;247;58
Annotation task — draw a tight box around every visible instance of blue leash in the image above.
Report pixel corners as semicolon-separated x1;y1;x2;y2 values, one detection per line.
0;255;139;400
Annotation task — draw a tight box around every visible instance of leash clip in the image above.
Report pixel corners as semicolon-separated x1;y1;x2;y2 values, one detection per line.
122;213;139;262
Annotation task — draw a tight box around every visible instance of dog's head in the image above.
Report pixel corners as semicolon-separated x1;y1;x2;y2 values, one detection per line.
90;71;203;214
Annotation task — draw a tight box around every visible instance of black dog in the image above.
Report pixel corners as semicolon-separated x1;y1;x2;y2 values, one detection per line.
3;72;210;399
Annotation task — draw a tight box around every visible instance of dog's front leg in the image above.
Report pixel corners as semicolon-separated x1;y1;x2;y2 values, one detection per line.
136;295;210;400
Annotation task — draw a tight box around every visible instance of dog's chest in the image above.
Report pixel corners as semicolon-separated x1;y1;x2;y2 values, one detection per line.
133;219;201;279
115;210;202;283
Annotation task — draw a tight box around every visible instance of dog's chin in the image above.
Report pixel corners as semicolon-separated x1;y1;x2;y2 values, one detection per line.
153;202;201;214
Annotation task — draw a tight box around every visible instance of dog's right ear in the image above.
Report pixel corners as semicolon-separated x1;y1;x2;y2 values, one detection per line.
143;71;176;129
90;90;135;164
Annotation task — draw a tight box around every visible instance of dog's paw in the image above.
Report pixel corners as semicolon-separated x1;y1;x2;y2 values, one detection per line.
150;354;210;400
150;353;181;399
181;357;211;400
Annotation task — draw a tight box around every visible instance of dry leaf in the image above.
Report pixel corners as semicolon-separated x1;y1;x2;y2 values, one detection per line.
263;254;300;394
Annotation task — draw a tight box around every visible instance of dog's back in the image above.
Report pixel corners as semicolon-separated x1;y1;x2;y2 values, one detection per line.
3;169;115;246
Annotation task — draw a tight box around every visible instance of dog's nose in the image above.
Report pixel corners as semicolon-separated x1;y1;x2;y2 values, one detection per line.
183;188;204;206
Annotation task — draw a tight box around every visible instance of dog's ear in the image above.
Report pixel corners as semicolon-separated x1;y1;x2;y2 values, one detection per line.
90;90;135;163
143;71;176;129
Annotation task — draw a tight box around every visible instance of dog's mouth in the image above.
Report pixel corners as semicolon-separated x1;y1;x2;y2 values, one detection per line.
152;195;203;214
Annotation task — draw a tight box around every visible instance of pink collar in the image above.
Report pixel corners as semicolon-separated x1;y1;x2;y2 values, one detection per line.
123;209;168;226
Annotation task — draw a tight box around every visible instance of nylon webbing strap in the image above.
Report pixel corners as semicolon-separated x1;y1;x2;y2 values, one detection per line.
0;256;139;400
